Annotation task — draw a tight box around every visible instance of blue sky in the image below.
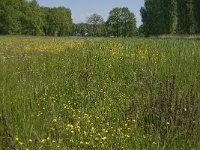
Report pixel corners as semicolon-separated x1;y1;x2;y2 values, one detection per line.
37;0;144;27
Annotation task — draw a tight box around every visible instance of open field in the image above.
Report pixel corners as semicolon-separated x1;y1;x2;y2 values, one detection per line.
0;36;200;150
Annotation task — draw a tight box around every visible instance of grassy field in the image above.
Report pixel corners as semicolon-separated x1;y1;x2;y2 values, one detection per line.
0;36;200;150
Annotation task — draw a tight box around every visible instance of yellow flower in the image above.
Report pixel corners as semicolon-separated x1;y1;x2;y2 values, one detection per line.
66;124;73;128
91;127;95;133
102;129;108;133
95;137;99;141
101;137;107;140
125;135;130;138
41;139;46;143
84;131;87;136
85;142;89;145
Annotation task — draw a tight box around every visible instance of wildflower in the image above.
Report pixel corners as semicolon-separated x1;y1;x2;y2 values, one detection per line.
102;129;108;133
125;135;130;138
29;139;32;143
19;141;23;145
95;137;99;141
91;127;95;133
66;124;73;128
84;131;87;136
41;139;46;143
15;137;19;141
85;142;89;145
101;137;107;140
76;125;80;129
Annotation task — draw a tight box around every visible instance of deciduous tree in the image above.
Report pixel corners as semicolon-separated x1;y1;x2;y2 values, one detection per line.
86;13;104;36
107;7;137;37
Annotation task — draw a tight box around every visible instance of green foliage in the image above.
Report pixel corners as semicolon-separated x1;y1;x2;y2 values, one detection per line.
86;13;105;36
177;0;196;34
138;24;145;36
21;0;44;35
73;23;92;36
0;0;25;34
43;7;73;36
141;0;177;36
107;7;137;37
141;0;199;35
0;0;73;36
193;0;200;33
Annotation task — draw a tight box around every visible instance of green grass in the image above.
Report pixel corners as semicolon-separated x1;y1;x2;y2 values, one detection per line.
0;36;200;149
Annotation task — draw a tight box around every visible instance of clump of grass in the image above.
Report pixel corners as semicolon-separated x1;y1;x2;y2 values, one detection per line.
130;69;200;149
0;111;17;150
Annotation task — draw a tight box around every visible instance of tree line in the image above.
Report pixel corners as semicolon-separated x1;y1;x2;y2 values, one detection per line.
1;0;199;37
0;0;72;36
0;0;137;37
74;7;137;37
140;0;200;36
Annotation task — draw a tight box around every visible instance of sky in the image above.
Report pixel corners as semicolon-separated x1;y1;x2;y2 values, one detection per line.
37;0;144;27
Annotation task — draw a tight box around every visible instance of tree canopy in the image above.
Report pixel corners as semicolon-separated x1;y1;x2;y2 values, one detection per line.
107;7;137;37
141;0;200;36
86;13;105;36
0;0;73;36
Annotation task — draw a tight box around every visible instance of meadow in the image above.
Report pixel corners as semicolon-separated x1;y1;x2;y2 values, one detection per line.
0;36;200;150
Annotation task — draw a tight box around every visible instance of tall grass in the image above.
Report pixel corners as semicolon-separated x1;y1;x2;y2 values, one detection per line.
0;36;200;149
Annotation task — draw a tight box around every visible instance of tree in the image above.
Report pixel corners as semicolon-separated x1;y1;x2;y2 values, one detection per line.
43;7;73;36
73;23;91;36
193;0;200;33
141;0;200;35
86;13;104;36
0;0;25;34
138;24;145;36
21;0;44;35
166;0;178;34
0;0;73;36
140;0;155;36
0;1;9;34
107;7;137;37
141;0;178;35
177;0;196;34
